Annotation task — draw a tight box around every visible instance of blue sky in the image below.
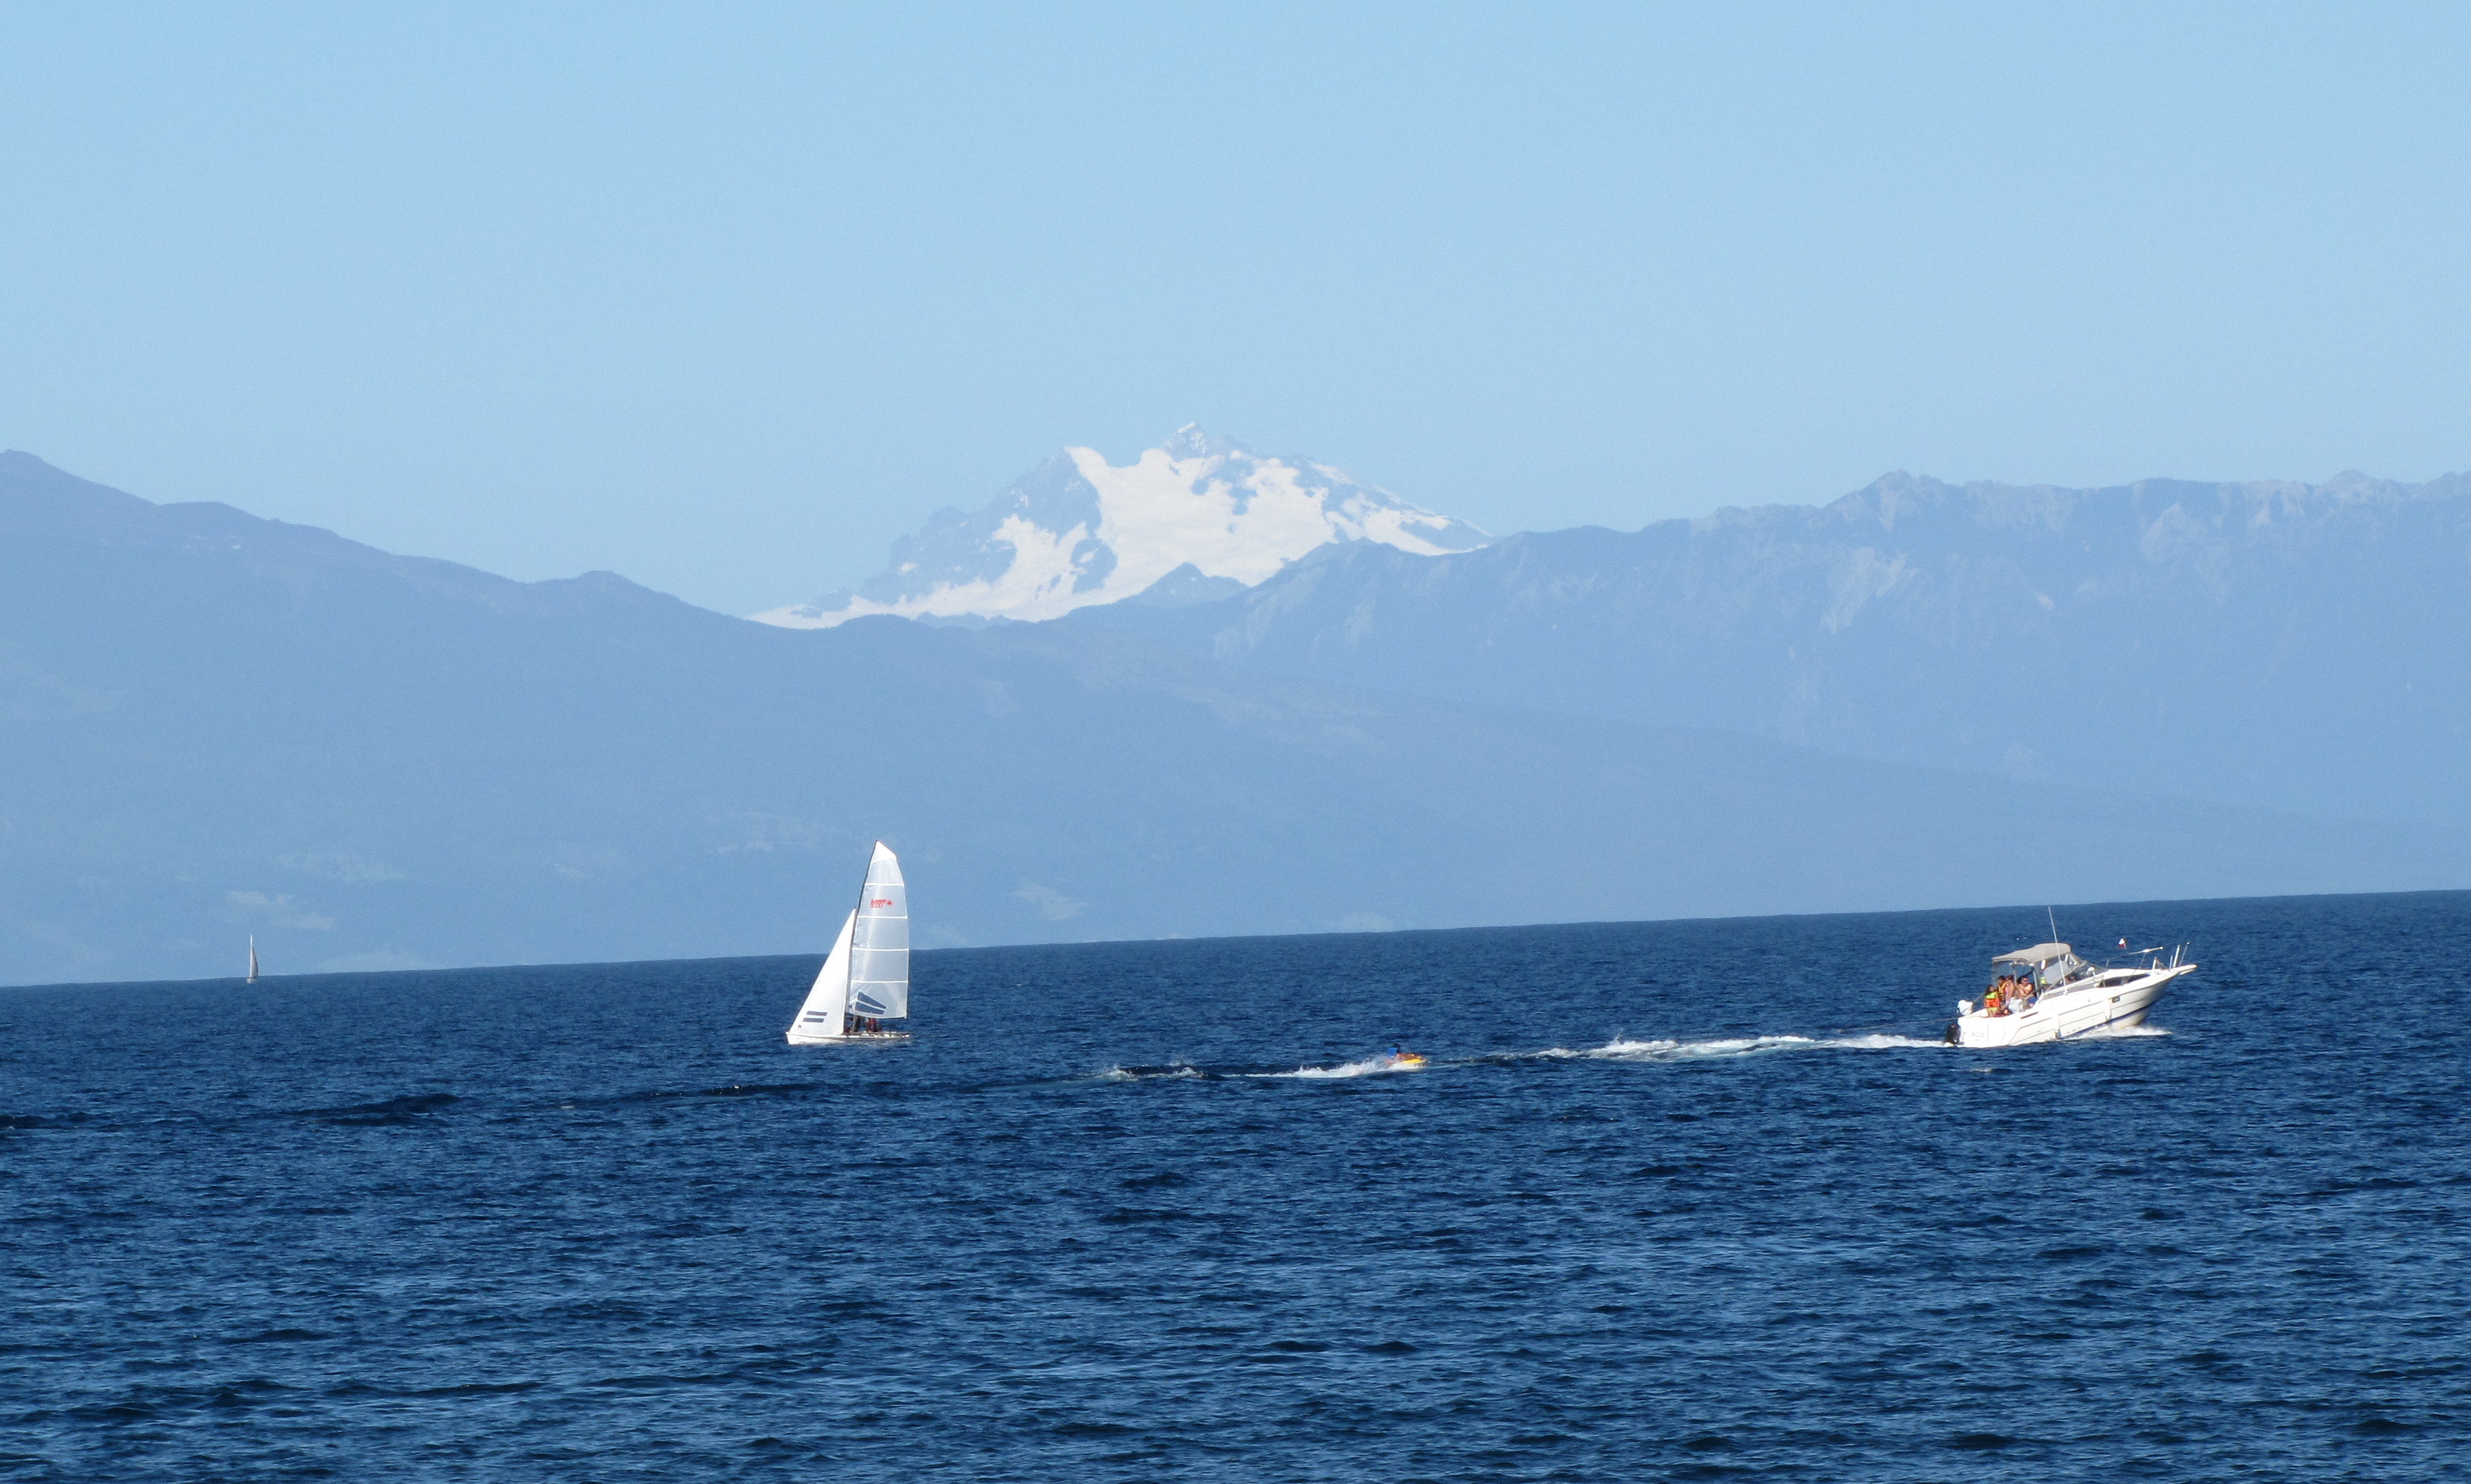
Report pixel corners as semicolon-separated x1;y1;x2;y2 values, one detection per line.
3;2;2465;614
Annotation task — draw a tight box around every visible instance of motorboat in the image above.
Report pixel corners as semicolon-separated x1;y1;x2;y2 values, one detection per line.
1945;940;2195;1047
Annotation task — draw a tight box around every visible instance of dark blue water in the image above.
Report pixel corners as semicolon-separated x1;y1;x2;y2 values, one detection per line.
4;892;2466;1481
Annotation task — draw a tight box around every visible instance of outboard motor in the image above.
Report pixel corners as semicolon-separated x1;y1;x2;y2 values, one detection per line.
1943;1020;1961;1046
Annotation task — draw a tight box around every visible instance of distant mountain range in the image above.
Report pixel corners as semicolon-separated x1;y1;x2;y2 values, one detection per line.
1079;469;2471;829
748;425;1488;627
4;449;2465;987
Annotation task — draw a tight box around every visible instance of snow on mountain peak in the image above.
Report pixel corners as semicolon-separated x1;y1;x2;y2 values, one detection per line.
750;428;1488;628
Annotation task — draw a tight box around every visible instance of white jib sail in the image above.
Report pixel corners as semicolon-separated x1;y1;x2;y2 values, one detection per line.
848;842;908;1021
785;910;858;1044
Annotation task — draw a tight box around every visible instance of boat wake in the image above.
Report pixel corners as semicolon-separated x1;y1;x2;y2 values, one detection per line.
1255;1056;1428;1080
1086;1034;1968;1086
1089;1055;1431;1082
1092;1064;1207;1081
1530;1033;1949;1062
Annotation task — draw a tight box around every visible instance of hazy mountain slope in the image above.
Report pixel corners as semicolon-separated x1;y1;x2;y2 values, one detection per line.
749;425;1486;628
5;451;2464;987
1075;470;2471;827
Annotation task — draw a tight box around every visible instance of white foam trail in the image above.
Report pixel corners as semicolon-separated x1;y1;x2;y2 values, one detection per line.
1091;1064;1204;1081
1528;1032;1948;1062
1587;1035;1816;1061
2078;1023;2172;1039
1257;1056;1425;1080
1096;1033;1971;1086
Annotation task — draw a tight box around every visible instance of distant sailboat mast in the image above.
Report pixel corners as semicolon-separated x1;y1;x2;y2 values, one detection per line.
247;936;259;985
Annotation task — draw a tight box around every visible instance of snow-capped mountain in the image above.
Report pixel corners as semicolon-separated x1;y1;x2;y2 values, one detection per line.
748;425;1489;627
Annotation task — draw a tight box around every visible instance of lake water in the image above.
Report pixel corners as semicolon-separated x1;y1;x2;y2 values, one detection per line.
3;892;2466;1481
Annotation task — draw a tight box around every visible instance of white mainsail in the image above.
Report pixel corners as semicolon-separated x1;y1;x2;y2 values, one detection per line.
785;910;858;1044
848;842;909;1020
247;936;258;985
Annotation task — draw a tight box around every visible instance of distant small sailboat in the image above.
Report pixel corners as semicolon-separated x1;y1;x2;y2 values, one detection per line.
786;842;910;1044
247;936;259;985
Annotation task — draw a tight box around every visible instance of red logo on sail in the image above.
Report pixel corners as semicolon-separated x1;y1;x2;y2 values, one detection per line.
869;898;893;907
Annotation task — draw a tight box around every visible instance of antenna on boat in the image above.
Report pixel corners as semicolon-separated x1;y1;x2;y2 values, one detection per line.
2046;906;2059;945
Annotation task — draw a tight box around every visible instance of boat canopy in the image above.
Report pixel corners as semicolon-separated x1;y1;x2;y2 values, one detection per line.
1993;942;2072;966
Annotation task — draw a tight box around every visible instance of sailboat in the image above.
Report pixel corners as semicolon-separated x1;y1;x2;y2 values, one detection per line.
247;936;259;985
785;842;910;1044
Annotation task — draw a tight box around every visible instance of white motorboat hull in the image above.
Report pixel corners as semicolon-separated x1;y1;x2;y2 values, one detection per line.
1951;963;2193;1048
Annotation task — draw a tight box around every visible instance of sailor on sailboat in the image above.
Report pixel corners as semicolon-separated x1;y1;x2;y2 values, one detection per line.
786;842;910;1044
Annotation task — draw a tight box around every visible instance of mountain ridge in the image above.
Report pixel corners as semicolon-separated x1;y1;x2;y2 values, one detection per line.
1070;466;2471;827
8;451;2466;986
